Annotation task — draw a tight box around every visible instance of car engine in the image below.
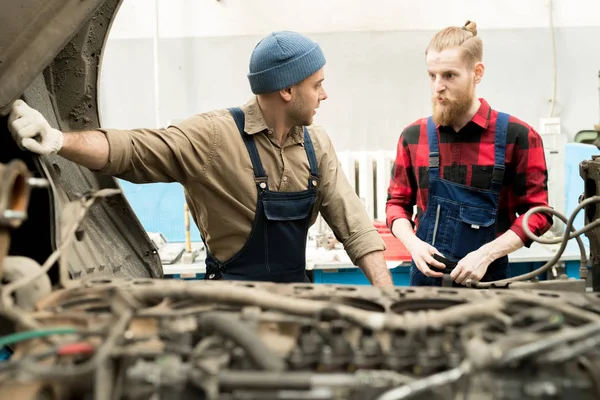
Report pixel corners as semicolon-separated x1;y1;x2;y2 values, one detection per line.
1;277;600;400
1;2;600;399
0;158;600;400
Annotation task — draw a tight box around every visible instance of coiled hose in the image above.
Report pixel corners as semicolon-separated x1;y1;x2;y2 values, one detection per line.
473;196;600;288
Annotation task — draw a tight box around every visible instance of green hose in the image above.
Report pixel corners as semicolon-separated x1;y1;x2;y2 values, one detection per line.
0;327;78;348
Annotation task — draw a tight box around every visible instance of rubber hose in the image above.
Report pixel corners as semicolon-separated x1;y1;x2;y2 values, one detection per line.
197;312;285;372
218;371;311;390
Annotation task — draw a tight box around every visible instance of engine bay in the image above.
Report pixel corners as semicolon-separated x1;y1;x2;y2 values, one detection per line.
0;155;599;400
1;277;600;400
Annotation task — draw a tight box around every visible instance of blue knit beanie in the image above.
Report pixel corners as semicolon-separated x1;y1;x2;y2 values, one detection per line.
248;31;326;94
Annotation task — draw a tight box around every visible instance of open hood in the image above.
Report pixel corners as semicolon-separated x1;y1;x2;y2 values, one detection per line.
0;0;163;280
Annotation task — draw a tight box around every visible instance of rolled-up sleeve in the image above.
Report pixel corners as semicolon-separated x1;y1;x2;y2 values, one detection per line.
98;115;215;185
314;127;385;264
508;127;553;247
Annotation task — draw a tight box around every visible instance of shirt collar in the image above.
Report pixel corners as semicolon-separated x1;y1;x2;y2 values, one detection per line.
242;96;304;144
471;98;491;129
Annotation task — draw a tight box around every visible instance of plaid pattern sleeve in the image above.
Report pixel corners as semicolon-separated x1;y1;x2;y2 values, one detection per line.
385;123;421;228
386;99;553;247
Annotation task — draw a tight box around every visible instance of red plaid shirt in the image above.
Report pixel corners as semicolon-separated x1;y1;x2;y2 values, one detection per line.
386;98;552;247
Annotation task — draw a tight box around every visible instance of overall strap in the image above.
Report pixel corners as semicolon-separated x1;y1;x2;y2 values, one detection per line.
302;127;320;189
426;117;441;180
491;112;509;193
228;107;269;189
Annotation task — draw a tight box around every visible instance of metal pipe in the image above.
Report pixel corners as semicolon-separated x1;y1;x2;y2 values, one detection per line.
0;160;32;229
0;160;32;278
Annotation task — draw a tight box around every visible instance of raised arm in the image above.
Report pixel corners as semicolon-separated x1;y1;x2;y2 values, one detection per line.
7;100;213;184
59;130;110;171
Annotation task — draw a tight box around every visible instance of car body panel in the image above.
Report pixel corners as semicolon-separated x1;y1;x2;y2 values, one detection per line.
0;0;163;280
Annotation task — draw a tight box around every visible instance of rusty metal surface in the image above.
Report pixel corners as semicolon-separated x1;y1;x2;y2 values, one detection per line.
0;230;8;280
0;160;32;278
0;160;32;229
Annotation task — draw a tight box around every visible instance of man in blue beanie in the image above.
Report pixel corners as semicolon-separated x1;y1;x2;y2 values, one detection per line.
7;31;393;286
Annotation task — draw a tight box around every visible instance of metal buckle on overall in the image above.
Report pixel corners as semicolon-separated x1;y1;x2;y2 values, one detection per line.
492;164;505;183
205;262;224;280
309;175;320;188
429;153;440;168
254;177;269;191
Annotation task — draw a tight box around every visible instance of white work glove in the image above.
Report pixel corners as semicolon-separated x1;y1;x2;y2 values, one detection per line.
7;99;64;155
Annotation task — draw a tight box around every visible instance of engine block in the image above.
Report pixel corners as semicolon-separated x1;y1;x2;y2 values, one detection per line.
1;278;599;400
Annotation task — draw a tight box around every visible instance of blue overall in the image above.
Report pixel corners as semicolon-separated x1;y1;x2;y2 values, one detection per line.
410;113;511;286
203;108;318;283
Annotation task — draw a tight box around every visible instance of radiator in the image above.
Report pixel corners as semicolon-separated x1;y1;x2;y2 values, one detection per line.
337;150;397;222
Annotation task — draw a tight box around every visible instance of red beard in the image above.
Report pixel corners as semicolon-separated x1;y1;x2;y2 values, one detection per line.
431;85;474;127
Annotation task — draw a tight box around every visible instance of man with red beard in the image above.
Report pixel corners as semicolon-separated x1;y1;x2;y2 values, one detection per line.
386;21;553;287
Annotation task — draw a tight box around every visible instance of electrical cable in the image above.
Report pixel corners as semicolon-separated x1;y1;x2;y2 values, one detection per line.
16;308;132;379
473;196;600;288
0;341;95;378
0;327;77;348
0;189;121;332
57;342;95;356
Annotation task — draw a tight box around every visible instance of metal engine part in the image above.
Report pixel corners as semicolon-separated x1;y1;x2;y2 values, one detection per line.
0;280;599;400
2;257;52;311
0;159;32;278
581;155;600;291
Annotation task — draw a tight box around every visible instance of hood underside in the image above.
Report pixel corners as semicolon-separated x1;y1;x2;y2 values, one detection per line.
0;0;163;280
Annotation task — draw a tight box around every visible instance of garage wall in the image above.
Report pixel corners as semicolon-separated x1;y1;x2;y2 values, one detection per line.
99;0;600;151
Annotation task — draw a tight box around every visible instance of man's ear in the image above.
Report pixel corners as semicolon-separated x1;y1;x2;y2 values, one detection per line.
279;87;293;102
473;62;485;84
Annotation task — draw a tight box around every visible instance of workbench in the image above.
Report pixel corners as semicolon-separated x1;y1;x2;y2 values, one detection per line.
161;240;587;285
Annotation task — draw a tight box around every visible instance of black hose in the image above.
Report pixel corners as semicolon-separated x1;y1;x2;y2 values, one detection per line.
473;196;600;288
197;312;285;372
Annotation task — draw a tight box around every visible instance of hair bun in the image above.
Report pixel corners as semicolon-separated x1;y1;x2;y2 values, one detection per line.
463;20;478;36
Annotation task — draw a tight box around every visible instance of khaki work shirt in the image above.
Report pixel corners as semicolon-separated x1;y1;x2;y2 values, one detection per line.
99;97;385;264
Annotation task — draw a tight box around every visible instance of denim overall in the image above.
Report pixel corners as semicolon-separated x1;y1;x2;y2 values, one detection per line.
203;107;318;283
409;113;511;286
